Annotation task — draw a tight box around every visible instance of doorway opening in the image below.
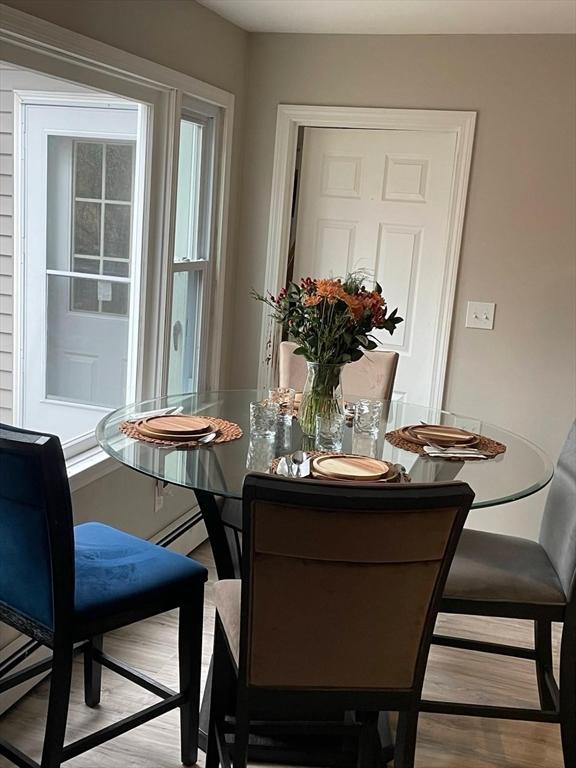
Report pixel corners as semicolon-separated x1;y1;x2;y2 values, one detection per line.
259;105;476;409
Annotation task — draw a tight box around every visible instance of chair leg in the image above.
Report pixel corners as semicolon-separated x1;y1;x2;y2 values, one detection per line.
83;634;103;707
40;642;74;768
205;675;221;768
207;619;236;768
179;595;204;766
394;710;419;768
534;620;556;711
356;712;379;768
233;708;249;768
559;621;576;768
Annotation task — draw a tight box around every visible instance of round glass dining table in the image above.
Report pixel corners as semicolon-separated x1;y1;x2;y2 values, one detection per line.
97;389;553;763
97;389;553;580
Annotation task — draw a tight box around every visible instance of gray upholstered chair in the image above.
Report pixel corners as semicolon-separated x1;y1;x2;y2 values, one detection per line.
278;340;399;401
206;474;474;768
433;421;576;768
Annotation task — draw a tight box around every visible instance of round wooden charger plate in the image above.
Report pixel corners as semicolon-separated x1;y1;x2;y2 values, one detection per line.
140;415;212;435
311;465;401;484
386;428;506;460
120;416;242;448
271;453;403;484
410;423;476;440
136;419;214;441
399;424;479;448
312;454;389;481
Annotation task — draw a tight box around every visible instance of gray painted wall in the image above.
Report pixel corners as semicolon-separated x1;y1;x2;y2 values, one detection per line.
231;32;576;538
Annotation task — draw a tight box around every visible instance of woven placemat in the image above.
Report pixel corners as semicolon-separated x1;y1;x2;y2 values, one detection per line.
271;452;410;483
385;429;506;461
120;417;242;449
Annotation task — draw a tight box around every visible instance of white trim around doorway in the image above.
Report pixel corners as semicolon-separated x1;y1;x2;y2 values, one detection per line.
258;104;476;409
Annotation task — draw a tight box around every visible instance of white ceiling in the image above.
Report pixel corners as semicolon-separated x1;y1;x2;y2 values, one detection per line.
197;0;576;34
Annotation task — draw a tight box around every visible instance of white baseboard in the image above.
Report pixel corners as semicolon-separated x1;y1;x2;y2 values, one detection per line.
0;637;51;716
150;503;208;555
0;507;208;716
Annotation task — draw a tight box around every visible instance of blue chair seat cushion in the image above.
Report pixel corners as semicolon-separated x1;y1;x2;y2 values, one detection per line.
74;523;207;625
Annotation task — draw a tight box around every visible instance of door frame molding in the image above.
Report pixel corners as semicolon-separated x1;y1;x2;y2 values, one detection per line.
258;104;476;409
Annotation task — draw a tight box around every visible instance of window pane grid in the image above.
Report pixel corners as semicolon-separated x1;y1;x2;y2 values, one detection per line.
47;269;130;284
74;197;131;205
70;139;134;315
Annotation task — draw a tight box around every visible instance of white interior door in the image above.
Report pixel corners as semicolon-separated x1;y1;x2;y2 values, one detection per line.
22;102;139;443
293;127;458;406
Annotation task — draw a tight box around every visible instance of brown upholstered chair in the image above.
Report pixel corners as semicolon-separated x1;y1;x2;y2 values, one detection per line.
434;421;576;768
206;474;474;768
278;340;399;401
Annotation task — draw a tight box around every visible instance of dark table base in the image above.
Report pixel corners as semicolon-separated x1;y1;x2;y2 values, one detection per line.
198;665;393;766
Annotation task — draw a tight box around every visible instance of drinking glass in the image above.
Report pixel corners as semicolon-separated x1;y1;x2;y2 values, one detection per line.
352;432;378;458
246;435;276;472
250;400;279;438
354;399;383;437
315;412;345;453
268;387;296;424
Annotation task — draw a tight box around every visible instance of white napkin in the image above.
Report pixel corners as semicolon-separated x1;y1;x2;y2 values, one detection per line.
423;445;489;459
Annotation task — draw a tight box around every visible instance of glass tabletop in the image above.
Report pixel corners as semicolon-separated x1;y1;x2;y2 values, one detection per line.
96;390;554;509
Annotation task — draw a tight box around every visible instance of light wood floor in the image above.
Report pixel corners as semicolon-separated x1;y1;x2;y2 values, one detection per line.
0;541;564;768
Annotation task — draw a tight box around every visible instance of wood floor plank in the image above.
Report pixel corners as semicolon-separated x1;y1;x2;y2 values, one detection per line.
0;541;563;767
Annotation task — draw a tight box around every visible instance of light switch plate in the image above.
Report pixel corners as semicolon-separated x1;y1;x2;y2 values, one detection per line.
466;301;495;330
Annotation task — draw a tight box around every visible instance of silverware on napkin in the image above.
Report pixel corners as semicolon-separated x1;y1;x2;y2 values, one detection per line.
277;452;311;478
161;430;218;450
196;431;217;445
128;406;183;423
424;440;486;454
423;445;491;459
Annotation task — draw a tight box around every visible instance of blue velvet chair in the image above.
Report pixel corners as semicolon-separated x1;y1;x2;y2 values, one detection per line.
0;423;208;768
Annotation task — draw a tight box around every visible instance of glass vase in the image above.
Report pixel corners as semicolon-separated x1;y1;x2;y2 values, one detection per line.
298;362;344;438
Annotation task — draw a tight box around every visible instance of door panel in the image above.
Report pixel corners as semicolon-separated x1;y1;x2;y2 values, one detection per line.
22;103;139;443
294;127;457;406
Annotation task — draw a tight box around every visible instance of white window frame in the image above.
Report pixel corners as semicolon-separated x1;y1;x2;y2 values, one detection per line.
164;98;220;394
0;3;235;488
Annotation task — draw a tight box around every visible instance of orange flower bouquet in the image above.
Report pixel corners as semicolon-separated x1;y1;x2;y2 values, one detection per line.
254;273;402;436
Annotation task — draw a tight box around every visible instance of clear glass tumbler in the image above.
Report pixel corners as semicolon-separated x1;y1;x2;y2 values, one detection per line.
250;401;280;438
268;387;296;424
352;432;378;458
354;399;383;437
245;435;276;472
315;412;345;453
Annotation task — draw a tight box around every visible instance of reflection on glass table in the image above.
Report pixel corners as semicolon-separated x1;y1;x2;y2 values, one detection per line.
97;389;553;511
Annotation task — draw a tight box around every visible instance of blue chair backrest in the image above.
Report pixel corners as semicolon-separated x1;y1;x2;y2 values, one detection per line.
0;424;74;634
539;421;576;600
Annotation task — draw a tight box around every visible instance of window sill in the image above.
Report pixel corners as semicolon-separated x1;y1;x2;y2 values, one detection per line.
67;445;119;493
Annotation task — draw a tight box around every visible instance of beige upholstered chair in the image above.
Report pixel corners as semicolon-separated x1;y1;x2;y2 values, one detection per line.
206;474;474;768
278;340;399;401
